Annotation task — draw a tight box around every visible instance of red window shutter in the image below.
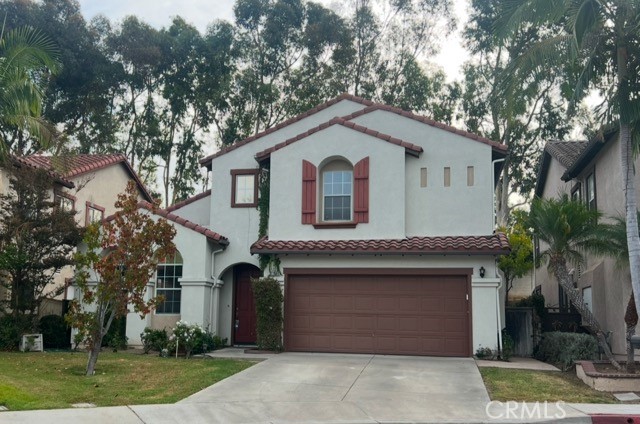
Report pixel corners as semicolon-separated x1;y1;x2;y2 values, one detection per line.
301;160;317;224
354;157;369;223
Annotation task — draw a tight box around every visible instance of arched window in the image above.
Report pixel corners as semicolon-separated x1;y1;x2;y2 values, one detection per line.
156;251;183;314
320;159;353;221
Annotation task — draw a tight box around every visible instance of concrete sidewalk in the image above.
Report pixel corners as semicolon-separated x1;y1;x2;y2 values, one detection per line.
3;402;639;423
1;352;639;423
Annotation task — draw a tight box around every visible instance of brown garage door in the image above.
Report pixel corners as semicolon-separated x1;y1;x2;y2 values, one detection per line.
284;271;471;356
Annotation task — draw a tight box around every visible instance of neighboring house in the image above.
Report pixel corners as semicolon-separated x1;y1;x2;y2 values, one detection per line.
534;130;633;356
123;94;510;357
0;154;153;315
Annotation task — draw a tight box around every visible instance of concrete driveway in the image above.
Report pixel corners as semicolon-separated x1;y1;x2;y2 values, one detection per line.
137;352;493;423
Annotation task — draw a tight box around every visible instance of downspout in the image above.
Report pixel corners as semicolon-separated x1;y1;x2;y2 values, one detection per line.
495;261;503;355
209;247;224;332
492;158;506;354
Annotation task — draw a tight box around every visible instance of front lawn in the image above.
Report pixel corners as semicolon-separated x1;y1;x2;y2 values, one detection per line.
0;351;254;411
480;367;616;404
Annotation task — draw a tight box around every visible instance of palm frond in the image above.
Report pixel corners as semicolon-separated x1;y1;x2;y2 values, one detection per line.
495;0;568;40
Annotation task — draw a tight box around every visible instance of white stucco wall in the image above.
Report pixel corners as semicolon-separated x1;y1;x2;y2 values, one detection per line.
208;100;369;271
170;194;211;226
269;124;406;240
350;110;495;236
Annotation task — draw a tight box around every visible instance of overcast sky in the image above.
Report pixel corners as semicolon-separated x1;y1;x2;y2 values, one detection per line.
76;0;470;81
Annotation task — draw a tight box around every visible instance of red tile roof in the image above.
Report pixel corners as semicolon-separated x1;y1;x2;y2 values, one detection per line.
138;202;228;244
250;233;510;255
104;201;228;245
21;154;153;202
200;93;507;168
10;155;74;188
254;117;423;161
199;94;376;168
341;105;507;154
166;189;211;212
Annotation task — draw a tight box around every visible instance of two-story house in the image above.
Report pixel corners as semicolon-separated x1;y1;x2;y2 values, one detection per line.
535;129;633;356
0;154;153;316
124;94;510;357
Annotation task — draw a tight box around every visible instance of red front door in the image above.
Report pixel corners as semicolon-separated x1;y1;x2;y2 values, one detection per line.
233;264;260;344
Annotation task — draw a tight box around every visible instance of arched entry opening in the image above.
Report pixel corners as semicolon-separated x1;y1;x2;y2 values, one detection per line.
232;263;261;344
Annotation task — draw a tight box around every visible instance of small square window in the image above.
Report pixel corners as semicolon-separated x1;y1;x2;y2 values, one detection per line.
86;202;105;225
231;169;259;207
55;193;75;212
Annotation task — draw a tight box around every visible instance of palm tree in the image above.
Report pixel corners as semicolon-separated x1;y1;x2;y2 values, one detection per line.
495;0;640;321
0;26;60;158
529;195;621;369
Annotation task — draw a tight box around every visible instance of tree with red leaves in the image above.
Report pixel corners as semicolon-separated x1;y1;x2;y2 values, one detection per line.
67;181;176;376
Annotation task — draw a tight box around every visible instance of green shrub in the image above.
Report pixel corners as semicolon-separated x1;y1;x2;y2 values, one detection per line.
252;277;283;351
0;315;31;351
167;322;227;357
102;316;127;351
140;328;169;354
475;346;496;359
501;330;514;361
192;331;227;355
535;331;598;371
39;315;70;349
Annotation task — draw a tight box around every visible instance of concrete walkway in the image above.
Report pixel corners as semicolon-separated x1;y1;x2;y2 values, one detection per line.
476;356;560;371
1;352;638;423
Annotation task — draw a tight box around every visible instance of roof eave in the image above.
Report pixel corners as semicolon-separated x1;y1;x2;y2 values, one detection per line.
250;249;510;256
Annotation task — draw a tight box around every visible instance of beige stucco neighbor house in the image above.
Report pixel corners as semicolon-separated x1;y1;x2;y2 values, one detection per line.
0;154;153;315
123;94;511;357
534;130;636;356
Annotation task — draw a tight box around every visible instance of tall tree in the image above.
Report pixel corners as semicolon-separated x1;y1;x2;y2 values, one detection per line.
498;210;534;306
462;0;572;226
0;26;60;157
529;195;621;369
67;181;175;375
0;0;121;154
495;0;640;318
0;166;81;335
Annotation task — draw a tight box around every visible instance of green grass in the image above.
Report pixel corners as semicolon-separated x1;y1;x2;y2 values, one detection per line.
0;351;254;411
480;367;616;404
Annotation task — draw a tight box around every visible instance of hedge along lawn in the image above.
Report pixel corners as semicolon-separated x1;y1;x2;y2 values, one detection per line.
0;351;254;411
480;368;616;404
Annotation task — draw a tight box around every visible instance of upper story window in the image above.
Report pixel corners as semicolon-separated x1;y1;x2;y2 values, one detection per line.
156;251;183;314
231;169;259;208
571;183;582;202
586;172;596;210
54;192;75;212
321;160;353;221
301;157;369;227
85;202;105;226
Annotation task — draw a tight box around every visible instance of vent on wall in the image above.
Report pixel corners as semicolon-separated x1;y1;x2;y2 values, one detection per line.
444;167;451;187
420;167;427;187
467;166;474;186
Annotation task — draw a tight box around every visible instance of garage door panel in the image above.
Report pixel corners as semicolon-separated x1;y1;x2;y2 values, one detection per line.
285;273;470;356
355;296;376;310
354;316;375;330
333;295;354;310
310;315;333;330
333;316;352;330
421;297;443;311
377;316;397;331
